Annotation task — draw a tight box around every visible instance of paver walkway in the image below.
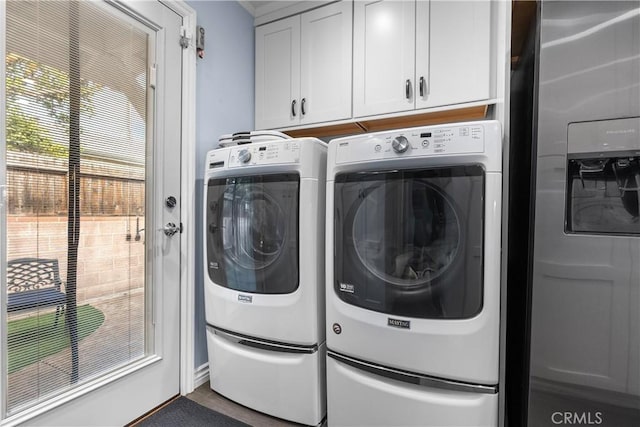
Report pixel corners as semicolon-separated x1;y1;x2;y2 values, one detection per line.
6;291;144;414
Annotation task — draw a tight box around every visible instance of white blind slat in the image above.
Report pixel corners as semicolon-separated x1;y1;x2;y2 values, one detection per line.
5;0;150;416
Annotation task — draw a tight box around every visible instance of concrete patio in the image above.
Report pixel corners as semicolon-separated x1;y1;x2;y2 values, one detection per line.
6;290;145;415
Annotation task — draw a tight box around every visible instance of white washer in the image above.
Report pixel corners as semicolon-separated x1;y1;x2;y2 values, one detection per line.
203;138;327;426
325;121;502;426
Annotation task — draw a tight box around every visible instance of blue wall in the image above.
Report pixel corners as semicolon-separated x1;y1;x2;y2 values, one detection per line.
187;0;255;368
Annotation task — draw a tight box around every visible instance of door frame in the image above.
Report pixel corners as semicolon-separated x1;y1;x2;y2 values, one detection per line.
166;0;198;398
0;0;197;424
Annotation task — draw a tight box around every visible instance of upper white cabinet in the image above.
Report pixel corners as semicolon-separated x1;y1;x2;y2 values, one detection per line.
353;0;491;118
255;15;300;130
255;1;352;130
353;0;415;117
423;1;491;108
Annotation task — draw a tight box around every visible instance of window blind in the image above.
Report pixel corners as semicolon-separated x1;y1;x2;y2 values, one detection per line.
5;0;151;415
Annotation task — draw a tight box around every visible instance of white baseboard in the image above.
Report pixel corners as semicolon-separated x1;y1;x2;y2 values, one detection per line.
194;363;210;389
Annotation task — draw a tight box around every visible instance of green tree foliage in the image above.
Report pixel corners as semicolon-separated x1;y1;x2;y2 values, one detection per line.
6;107;66;156
5;53;100;156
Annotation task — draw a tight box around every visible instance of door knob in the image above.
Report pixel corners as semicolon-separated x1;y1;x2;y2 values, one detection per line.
163;222;181;236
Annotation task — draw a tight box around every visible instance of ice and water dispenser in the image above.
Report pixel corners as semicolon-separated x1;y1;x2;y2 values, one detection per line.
567;117;640;234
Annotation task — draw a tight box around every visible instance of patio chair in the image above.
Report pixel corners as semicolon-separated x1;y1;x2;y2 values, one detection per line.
7;258;67;326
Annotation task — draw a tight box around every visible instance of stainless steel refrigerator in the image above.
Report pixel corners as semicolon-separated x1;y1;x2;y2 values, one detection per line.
508;1;640;426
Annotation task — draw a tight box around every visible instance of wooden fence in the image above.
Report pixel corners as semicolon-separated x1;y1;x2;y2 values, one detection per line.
6;151;145;216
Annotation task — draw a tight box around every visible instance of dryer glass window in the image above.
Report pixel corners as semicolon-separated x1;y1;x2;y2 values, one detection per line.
334;166;484;319
206;174;299;294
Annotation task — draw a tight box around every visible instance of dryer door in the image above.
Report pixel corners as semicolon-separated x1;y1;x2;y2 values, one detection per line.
334;165;484;319
206;173;299;294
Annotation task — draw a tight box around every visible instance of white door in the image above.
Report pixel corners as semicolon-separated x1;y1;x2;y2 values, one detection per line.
418;0;491;109
353;0;415;118
299;1;352;125
1;1;182;425
255;15;301;130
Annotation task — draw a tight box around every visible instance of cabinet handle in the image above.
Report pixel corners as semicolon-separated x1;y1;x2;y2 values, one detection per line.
419;76;427;97
405;79;411;100
291;99;297;117
301;98;306;116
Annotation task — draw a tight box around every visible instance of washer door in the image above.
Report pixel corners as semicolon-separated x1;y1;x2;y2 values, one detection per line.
206;173;299;294
334;166;484;319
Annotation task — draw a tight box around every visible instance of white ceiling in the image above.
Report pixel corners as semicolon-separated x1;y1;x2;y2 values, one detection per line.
238;1;331;20
238;1;290;17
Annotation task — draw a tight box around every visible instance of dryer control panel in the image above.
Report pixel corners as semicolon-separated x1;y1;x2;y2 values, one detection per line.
228;141;300;168
206;141;302;171
334;123;485;164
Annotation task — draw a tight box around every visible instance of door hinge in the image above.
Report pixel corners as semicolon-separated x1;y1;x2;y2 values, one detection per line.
149;64;157;89
0;184;6;208
180;26;191;49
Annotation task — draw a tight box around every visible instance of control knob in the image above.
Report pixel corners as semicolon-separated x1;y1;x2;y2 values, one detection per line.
392;136;410;153
238;148;252;163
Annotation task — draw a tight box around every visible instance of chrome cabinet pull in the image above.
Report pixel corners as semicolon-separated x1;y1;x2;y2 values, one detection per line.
419;76;426;97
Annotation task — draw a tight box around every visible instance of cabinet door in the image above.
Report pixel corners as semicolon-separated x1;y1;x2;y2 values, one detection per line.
255;15;301;129
300;1;353;125
416;0;491;109
353;0;415;117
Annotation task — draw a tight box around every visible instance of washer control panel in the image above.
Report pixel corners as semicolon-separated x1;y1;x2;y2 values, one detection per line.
237;148;252;163
334;124;485;164
227;141;300;168
391;135;410;153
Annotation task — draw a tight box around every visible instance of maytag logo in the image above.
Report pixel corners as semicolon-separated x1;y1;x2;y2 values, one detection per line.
339;282;355;293
238;294;253;303
388;318;411;329
605;128;636;135
339;142;349;147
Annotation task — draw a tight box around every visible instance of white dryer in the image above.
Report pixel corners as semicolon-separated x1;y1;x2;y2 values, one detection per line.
325;121;502;426
203;138;327;426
